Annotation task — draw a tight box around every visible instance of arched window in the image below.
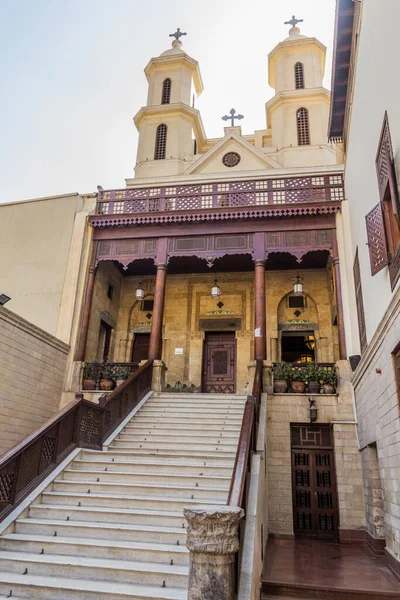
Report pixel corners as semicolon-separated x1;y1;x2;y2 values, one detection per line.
294;62;304;89
161;78;171;104
154;124;167;160
296;108;310;146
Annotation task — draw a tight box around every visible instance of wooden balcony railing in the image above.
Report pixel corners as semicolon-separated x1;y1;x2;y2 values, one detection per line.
95;174;344;217
0;360;153;522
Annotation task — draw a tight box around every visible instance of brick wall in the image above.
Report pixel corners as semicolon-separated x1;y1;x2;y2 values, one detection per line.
0;306;69;455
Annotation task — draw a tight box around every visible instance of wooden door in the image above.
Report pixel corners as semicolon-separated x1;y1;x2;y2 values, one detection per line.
202;332;236;394
291;425;338;540
131;333;150;369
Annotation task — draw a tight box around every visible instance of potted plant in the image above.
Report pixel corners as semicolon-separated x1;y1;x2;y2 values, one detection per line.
99;362;115;391
307;363;321;394
319;368;338;394
272;362;291;393
290;367;308;393
113;366;134;387
82;361;102;390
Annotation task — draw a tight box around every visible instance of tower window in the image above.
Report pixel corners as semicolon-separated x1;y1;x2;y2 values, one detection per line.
154;124;167;160
295;62;305;89
297;108;310;146
161;78;171;104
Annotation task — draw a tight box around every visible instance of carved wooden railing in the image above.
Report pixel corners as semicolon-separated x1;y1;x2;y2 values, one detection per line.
0;360;153;522
95;174;344;216
99;359;153;441
228;358;263;508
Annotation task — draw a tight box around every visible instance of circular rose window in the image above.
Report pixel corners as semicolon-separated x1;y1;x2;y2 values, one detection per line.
222;152;241;167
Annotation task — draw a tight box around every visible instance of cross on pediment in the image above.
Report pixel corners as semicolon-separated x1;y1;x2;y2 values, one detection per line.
221;108;244;127
284;15;303;28
169;28;187;40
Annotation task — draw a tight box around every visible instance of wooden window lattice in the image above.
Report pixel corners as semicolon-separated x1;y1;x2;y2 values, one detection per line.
161;78;171;104
297;108;310;146
365;203;388;275
353;249;367;353
154;124;167;160
295;62;305;89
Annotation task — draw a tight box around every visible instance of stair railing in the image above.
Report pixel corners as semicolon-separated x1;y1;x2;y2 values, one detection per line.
0;359;153;522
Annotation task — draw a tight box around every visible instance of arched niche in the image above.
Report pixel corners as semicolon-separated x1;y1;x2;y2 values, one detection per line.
123;290;155;362
276;291;321;363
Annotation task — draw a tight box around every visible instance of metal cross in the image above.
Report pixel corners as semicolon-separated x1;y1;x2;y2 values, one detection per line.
284;15;303;28
221;108;244;127
169;28;187;41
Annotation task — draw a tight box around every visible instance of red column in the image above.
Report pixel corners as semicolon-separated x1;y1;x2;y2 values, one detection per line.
76;264;97;362
332;236;347;360
148;264;168;361
254;259;266;361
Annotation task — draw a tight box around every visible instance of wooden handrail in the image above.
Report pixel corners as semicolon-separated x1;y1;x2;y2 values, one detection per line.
0;360;154;522
227;359;263;508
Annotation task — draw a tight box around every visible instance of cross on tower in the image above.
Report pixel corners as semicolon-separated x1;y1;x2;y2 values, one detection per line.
169;28;187;41
221;108;244;127
284;15;303;28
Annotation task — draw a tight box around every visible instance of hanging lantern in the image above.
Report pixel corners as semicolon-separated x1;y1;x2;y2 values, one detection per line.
135;283;145;301
305;334;315;350
293;273;303;295
211;279;221;300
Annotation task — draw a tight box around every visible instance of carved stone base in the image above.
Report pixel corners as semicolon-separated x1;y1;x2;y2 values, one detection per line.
184;505;244;600
149;359;167;392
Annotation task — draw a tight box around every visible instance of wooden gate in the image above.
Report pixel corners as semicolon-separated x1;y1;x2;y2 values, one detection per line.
131;333;151;370
291;424;338;540
202;332;236;394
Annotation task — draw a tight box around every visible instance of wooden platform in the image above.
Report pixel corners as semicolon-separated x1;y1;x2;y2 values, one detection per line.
262;539;400;599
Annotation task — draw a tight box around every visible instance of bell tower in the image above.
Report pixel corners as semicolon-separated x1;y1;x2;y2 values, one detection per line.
133;30;205;179
266;17;331;162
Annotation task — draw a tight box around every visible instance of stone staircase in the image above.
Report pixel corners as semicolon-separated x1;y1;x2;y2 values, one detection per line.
0;392;247;599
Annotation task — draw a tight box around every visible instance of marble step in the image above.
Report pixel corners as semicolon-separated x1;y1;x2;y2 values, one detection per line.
38;491;226;511
72;457;233;475
110;440;238;452
80;448;236;461
138;408;243;416
116;432;239;443
125;421;241;431
62;468;231;487
0;551;189;587
51;479;229;500
29;504;186;527
152;393;246;400
0;573;187;600
144;402;245;410
132;415;242;424
101;448;237;459
15;518;187;545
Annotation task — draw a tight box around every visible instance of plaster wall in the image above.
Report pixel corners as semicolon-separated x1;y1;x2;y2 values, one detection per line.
343;0;400;349
147;64;193;107
267;392;364;536
0;194;90;337
270;44;325;92
0;307;69;455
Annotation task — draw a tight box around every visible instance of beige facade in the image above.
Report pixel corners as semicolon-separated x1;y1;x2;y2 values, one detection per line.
0;306;69;454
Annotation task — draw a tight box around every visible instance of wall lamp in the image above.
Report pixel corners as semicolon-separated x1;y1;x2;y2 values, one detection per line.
0;294;11;306
309;397;318;423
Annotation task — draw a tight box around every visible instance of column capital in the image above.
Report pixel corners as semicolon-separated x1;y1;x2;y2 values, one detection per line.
184;505;244;555
332;256;339;266
155;263;168;271
253;258;266;268
89;266;97;275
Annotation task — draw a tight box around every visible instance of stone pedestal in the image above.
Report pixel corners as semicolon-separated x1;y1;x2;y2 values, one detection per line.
247;360;256;394
149;359;167;392
184;505;244;600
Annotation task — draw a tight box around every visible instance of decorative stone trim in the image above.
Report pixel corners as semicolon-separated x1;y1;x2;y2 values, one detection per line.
185;505;244;555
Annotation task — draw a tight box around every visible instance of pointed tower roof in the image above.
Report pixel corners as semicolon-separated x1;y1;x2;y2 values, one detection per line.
144;34;204;96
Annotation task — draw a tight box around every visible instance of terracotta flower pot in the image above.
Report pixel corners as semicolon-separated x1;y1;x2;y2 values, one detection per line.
323;384;335;394
83;379;96;391
291;381;306;394
99;379;115;391
274;380;288;393
308;381;320;394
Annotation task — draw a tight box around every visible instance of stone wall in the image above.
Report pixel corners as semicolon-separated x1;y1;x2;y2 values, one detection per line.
0;306;69;455
267;385;364;537
361;444;385;540
353;288;400;562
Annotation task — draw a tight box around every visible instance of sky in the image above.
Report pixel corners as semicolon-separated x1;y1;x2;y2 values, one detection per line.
0;0;336;203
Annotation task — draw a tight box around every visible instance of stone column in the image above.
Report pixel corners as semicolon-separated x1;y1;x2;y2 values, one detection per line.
148;264;167;361
332;236;347;360
254;259;266;361
76;242;98;361
184;505;244;600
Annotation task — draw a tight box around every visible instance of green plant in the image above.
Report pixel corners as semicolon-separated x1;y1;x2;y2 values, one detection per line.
318;368;337;387
306;362;320;381
83;361;102;380
166;381;197;393
100;362;114;380
290;367;309;383
272;362;291;381
113;366;134;381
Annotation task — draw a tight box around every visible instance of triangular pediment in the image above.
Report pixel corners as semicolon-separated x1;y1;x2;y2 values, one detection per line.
185;132;280;175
